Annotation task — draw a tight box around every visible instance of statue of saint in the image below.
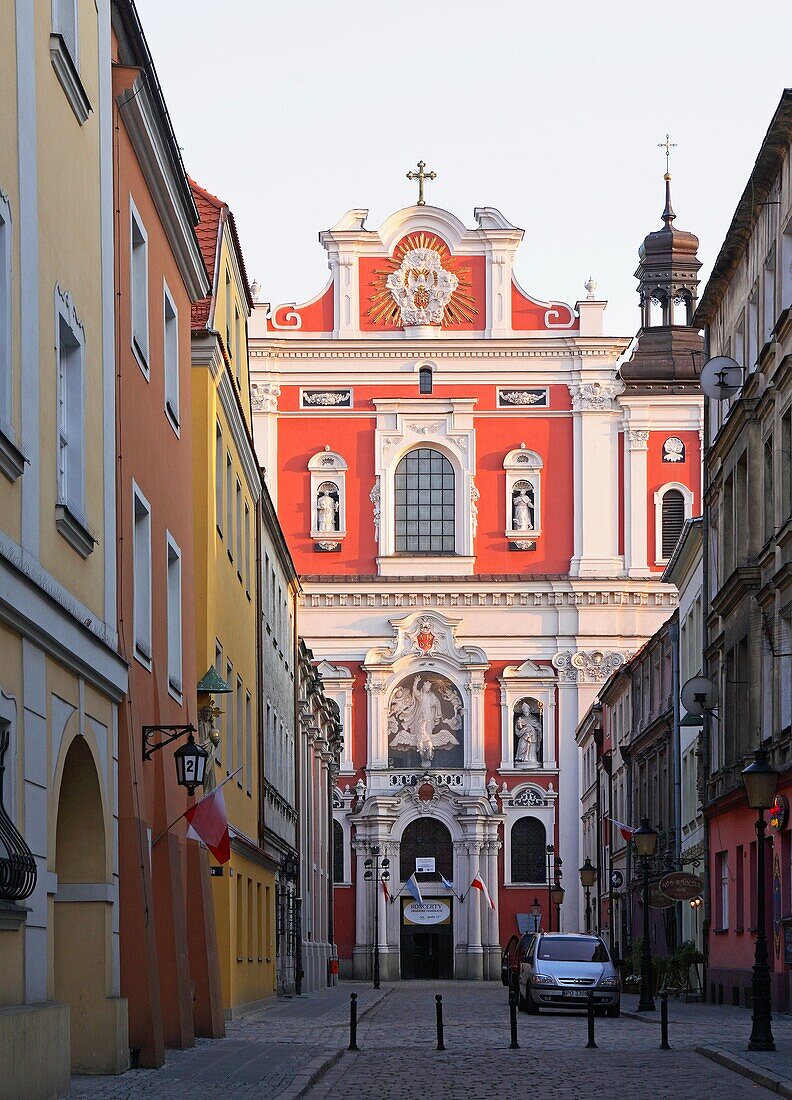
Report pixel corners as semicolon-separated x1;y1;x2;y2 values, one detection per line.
317;488;338;532
198;704;222;791
513;485;534;531
388;675;462;769
514;700;542;766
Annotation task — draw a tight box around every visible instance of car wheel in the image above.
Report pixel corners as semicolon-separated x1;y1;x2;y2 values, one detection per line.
517;986;528;1012
606;1005;621;1018
594;1007;606;1017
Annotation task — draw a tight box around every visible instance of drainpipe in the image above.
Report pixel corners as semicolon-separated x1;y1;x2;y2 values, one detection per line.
700;325;712;980
670;614;683;948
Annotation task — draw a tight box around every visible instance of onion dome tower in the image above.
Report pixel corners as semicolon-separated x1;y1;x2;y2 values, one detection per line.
621;172;703;387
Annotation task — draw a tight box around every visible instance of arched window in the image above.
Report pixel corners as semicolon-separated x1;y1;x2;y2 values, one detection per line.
333;820;344;884
661;488;685;558
400;818;453;882
419;366;433;394
394;448;455;555
510;817;546;883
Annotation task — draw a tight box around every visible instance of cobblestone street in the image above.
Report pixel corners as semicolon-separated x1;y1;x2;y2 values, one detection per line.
70;982;792;1099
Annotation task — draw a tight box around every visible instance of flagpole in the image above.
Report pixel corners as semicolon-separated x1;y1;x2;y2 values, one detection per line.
151;766;243;847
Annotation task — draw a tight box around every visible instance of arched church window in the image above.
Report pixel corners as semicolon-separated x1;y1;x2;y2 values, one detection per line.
387;671;464;770
316;481;340;533
400;818;453;882
513;697;543;767
419;366;433;394
394;448;455;555
661;489;685;558
510;817;546;883
332;819;344;884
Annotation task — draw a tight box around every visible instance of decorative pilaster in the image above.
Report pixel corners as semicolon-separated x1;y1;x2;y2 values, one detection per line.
569;381;623;578
624;427;651;578
466;841;484;981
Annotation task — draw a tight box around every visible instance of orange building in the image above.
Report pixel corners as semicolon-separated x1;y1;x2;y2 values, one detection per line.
111;1;223;1065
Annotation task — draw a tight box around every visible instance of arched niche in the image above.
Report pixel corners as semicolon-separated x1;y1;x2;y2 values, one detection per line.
387;671;464;771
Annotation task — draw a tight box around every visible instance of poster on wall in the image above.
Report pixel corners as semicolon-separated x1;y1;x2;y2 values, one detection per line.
403;899;452;926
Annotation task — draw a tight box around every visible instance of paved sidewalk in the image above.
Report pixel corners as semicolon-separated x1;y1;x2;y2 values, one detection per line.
70;983;388;1099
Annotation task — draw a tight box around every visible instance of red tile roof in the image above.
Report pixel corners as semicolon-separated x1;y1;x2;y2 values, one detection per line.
189;178;254;331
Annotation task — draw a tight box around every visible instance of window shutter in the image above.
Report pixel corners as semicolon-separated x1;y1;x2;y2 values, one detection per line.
661;489;685;557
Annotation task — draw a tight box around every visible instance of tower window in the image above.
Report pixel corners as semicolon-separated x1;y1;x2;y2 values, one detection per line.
510;816;547;883
661;489;685;558
419;366;433;394
394;447;455;555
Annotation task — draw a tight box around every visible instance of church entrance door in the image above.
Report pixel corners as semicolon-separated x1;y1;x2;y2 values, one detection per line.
400;898;453;980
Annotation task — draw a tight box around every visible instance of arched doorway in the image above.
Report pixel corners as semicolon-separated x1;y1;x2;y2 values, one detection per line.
54;736;120;1072
399;817;454;980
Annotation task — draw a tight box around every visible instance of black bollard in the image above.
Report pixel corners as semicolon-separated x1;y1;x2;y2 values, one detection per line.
348;992;359;1052
586;991;597;1049
509;990;520;1049
435;994;446;1051
660;990;670;1050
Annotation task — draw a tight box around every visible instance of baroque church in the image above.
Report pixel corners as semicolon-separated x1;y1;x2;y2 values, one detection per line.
248;167;702;980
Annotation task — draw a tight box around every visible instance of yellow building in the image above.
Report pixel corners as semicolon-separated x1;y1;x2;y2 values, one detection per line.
0;2;128;1094
190;180;277;1015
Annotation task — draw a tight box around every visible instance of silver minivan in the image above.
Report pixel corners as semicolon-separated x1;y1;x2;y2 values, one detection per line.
518;933;621;1016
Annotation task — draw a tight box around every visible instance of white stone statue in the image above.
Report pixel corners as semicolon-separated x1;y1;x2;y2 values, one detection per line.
388;675;462;769
514;700;542;767
316;488;338;532
512;485;534;531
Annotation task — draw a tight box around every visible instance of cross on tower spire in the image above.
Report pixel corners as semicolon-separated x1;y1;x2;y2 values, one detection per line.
658;132;677;174
406;160;436;207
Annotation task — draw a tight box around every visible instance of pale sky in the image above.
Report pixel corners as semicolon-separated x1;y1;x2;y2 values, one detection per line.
136;0;792;337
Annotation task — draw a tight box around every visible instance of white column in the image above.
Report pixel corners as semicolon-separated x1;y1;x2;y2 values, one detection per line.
250;381;280;502
352;844;370;979
485;838;500;979
468;676;487;770
569;382;622;578
466;842;484;980
624;429;651;578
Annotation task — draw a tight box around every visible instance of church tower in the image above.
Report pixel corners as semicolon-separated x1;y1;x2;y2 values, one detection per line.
621;171;703;386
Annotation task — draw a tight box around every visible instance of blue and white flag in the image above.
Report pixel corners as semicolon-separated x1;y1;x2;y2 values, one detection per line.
440;874;455;894
404;874;424;904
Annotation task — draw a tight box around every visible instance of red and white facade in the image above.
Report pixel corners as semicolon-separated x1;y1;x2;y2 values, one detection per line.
249;201;702;979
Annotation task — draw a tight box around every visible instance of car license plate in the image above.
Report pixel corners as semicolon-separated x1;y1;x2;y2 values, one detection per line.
565;990;588;998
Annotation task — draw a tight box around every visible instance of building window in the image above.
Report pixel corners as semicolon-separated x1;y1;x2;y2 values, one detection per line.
747;286;759;368
234;305;241;386
235;478;243;576
163;282;179;428
226;660;234;773
763;252;776;345
654;482;693;562
715;850;729;929
56;303;85;515
226;452;233;558
399;818;453;882
510;817;547;883
333;820;344;884
236;676;243;787
225;268;232;354
244;502;251;595
215;423;223;536
54;0;78;64
735;845;744;931
394;447;455;555
245;690;252;794
130;201;149;372
132;485;152;665
166;534;182;697
0;191;10;427
419;365;433;394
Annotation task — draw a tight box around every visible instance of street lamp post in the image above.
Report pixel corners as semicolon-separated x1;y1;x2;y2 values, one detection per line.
634;818;658;1012
546;844;555;931
579;857;597;934
530;896;542;933
742;749;779;1052
363;847;390;990
550;880;565;933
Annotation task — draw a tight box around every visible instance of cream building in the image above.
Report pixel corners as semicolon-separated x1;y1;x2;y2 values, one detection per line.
0;2;128;1094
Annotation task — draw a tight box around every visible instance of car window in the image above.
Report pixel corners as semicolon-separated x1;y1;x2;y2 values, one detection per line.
537;937;610;962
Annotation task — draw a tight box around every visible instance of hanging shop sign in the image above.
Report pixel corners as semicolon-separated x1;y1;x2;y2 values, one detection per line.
769;795;789;833
649;885;675;909
403;899;451;926
658;872;703;902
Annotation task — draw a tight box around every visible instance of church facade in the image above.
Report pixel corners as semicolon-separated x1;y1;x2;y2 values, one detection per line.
249;183;702;980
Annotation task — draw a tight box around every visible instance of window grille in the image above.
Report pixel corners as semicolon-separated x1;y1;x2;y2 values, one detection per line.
394;448;455;554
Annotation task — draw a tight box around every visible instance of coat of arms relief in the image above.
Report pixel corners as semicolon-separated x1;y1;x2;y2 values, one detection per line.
367;233;477;328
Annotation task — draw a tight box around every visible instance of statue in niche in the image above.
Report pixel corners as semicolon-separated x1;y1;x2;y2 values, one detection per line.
387;671;464;770
316;482;339;532
514;698;542;767
512;481;535;531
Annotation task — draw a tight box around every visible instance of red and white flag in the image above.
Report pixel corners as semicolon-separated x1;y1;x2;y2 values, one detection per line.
185;786;231;864
470;873;496;910
608;818;636;843
382;878;391;903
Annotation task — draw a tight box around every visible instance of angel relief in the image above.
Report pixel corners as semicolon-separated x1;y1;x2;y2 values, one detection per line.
387;672;464;770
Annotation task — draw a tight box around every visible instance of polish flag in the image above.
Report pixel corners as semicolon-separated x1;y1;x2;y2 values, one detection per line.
608;818;636;843
185;786;231;864
470;873;496;910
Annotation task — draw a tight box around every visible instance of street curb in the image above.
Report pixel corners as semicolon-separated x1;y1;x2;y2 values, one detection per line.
278;1049;344;1100
621;1008;659;1027
357;985;395;1023
696;1046;792;1098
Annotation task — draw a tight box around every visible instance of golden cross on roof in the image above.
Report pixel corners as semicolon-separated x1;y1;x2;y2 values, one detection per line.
658;133;677;174
406;160;436;206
